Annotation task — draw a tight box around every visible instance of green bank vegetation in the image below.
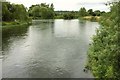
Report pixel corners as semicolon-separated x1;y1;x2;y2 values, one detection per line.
54;11;79;19
79;7;105;21
2;1;106;26
28;3;54;19
2;2;32;26
87;1;120;78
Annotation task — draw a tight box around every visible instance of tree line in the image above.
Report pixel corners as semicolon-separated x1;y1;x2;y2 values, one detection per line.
79;8;106;17
2;1;107;21
54;8;105;19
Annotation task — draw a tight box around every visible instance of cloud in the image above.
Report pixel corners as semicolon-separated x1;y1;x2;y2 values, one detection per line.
77;2;105;5
7;0;111;11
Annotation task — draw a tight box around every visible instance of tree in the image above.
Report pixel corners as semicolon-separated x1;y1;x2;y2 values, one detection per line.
28;3;55;19
79;7;87;17
2;2;12;21
2;2;29;22
94;10;101;16
14;4;28;21
31;6;41;18
63;13;74;19
50;3;54;11
88;9;93;16
46;9;54;19
41;3;49;8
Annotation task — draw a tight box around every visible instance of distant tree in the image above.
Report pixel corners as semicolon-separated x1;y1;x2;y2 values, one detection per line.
92;12;97;16
46;8;54;19
88;9;94;16
101;11;106;15
40;7;54;19
79;7;87;17
31;6;41;18
63;13;74;19
94;10;101;16
28;3;55;19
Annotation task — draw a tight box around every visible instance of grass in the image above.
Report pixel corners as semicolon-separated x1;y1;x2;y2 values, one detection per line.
82;16;101;22
2;21;32;33
2;21;31;26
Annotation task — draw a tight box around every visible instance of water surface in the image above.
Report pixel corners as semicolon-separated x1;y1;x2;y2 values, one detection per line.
2;19;99;78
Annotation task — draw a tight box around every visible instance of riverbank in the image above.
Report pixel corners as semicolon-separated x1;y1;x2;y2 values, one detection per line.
82;16;101;22
54;16;101;21
2;21;32;38
2;21;32;30
2;21;32;26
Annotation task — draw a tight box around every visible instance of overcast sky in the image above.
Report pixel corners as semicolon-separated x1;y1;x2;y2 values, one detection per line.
7;0;112;11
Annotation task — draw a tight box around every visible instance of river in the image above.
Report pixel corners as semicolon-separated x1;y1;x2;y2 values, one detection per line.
2;19;99;78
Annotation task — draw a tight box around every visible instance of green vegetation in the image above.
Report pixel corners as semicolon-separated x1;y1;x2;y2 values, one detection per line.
2;24;29;38
63;12;75;19
54;8;105;20
54;11;79;19
78;8;106;21
87;1;120;78
2;2;31;23
28;3;55;19
79;8;105;17
2;2;32;26
2;1;106;22
79;7;87;17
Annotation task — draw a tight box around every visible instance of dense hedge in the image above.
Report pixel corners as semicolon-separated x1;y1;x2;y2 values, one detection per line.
87;1;120;78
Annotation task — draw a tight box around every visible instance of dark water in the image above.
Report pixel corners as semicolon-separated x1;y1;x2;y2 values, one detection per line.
2;19;99;78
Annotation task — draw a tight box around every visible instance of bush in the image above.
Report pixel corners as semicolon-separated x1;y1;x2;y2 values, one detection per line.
63;13;74;19
87;1;120;78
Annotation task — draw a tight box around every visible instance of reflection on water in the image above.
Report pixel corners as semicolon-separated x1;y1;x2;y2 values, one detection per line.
2;19;99;78
54;20;80;38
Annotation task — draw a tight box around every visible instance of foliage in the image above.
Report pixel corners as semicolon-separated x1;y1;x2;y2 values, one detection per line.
90;9;105;16
94;10;101;16
28;3;55;19
55;11;78;19
63;13;74;19
88;9;94;16
87;1;120;78
2;2;30;22
79;8;105;17
79;7;88;17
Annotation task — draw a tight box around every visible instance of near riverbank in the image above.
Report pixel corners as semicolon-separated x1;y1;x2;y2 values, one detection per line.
2;21;32;29
2;21;32;39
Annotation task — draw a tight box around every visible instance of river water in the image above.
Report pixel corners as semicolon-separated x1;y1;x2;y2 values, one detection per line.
2;19;99;78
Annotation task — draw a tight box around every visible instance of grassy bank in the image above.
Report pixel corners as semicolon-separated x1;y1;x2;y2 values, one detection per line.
82;16;101;22
2;21;32;29
2;21;32;26
2;21;30;38
2;21;32;35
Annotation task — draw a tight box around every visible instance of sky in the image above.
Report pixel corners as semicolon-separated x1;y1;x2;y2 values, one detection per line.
7;0;112;12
